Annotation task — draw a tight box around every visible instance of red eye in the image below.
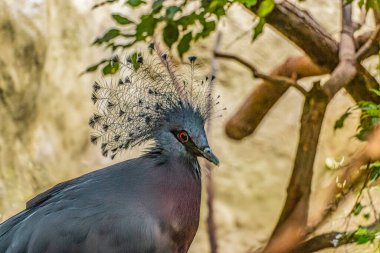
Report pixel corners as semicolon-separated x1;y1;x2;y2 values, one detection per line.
178;131;189;143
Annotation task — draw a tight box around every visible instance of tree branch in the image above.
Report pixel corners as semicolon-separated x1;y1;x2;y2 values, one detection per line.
355;30;380;60
226;0;380;141
260;3;357;252
221;55;324;140
260;84;328;253
248;0;380;103
323;3;357;99
293;219;380;253
249;0;338;70
355;25;380;61
215;51;308;95
310;125;380;231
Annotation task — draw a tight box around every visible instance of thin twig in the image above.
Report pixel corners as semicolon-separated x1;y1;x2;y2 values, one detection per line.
355;25;380;61
204;31;222;253
367;188;378;222
342;166;371;235
214;51;308;96
353;6;367;31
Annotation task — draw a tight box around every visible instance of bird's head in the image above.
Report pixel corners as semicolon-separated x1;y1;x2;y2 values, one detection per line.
154;103;219;166
89;45;222;165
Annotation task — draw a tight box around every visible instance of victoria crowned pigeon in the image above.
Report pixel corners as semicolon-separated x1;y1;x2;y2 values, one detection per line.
0;46;220;253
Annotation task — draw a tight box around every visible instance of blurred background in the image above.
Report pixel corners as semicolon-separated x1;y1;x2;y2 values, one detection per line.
1;0;379;252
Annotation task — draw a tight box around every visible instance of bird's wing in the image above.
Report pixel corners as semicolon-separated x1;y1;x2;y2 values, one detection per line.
26;179;76;209
0;159;174;253
1;200;169;253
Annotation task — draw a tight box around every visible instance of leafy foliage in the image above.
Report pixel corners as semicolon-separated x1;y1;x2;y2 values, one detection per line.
351;202;365;216
334;85;380;247
112;14;134;25
343;0;379;10
87;0;276;73
93;28;121;45
352;227;377;245
334;108;352;130
335;88;380;140
369;161;380;181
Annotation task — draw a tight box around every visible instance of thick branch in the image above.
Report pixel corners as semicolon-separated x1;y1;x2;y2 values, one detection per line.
249;1;338;70
347;66;380;103
293;220;380;253
226;0;380;140
261;85;328;253
248;0;380;103
293;231;353;253
323;3;356;98
261;3;356;253
223;56;325;139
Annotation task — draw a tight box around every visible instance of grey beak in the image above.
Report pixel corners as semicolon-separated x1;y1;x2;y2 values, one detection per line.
201;147;220;166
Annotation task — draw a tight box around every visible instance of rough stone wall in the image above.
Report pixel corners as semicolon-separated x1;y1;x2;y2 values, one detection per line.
0;1;376;252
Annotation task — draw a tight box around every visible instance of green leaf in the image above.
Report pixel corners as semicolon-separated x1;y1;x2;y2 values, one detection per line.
82;59;108;74
356;129;368;141
370;88;380;97
136;15;157;41
344;0;355;4
127;52;142;70
252;17;265;41
353;227;376;245
163;22;179;48
370;161;380;181
152;0;164;13
351;202;365;216
126;0;146;7
334;110;352;130
243;0;257;7
86;65;99;72
257;0;275;17
177;32;192;58
102;62;119;75
195;20;216;40
177;12;197;30
370;161;380;168
166;6;181;20
203;20;216;37
207;0;227;19
366;0;375;11
112;14;133;25
93;29;120;45
92;0;118;9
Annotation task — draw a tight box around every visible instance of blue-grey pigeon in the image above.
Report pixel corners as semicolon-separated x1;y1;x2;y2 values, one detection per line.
0;46;220;253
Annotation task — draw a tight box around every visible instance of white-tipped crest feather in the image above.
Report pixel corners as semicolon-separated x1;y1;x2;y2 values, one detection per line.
89;44;222;159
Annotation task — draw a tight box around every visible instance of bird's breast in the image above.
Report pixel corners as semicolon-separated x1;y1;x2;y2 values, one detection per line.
158;185;201;252
153;161;202;251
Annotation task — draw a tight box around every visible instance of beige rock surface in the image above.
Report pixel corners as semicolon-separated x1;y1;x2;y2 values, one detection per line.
0;0;377;252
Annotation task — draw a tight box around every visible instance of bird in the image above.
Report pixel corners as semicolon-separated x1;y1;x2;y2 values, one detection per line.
0;45;221;253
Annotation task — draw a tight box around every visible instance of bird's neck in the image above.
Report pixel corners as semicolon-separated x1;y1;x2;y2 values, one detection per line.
146;146;202;180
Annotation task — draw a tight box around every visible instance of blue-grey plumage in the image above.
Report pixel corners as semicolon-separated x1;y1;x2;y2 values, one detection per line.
0;49;220;253
0;156;200;253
